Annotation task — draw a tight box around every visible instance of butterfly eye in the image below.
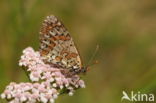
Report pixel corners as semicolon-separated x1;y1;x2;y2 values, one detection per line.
81;67;87;73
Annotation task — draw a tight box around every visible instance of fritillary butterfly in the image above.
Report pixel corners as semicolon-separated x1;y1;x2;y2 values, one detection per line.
39;15;87;75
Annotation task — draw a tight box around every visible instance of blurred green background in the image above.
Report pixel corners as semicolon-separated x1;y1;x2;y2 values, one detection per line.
0;0;156;103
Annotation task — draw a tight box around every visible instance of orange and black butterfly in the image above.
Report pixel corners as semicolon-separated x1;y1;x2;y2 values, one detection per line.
39;15;88;75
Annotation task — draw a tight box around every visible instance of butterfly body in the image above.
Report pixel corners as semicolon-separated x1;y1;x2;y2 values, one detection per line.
39;15;87;75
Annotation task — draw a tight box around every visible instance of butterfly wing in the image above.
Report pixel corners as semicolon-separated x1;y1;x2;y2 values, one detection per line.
39;15;82;70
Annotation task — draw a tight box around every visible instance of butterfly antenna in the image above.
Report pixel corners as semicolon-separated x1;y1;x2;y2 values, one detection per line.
86;45;99;67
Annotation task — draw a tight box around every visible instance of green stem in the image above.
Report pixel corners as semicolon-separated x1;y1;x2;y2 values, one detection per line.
22;66;31;82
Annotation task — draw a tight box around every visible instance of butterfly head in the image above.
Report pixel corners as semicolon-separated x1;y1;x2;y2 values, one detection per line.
80;66;88;74
81;60;98;74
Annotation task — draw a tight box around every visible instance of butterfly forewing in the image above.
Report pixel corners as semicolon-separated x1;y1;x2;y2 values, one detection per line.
39;15;82;71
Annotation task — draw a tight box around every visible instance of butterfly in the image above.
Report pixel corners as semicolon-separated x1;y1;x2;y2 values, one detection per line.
39;15;87;75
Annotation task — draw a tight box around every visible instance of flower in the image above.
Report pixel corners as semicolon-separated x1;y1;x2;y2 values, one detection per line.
1;47;86;103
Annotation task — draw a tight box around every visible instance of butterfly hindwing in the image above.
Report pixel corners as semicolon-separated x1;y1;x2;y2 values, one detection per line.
39;15;82;71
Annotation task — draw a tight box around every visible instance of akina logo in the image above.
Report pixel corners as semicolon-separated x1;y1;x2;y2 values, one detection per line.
121;91;154;102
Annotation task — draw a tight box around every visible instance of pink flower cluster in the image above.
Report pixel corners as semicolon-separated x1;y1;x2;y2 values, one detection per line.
1;47;85;103
1;82;58;103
